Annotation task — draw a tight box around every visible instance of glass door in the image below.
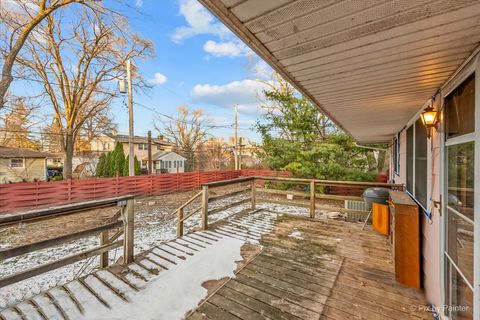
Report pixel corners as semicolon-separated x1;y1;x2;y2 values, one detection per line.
444;74;475;319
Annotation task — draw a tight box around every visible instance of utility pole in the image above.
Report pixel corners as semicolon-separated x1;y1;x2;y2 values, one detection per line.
234;105;238;170
147;130;152;174
126;59;134;176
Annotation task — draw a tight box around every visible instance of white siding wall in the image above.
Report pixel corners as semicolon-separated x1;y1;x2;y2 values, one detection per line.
390;100;442;310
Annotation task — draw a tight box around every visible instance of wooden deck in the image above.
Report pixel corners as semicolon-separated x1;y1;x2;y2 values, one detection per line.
0;209;430;320
189;211;431;320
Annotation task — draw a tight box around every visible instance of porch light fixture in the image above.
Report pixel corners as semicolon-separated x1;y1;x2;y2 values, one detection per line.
420;106;439;139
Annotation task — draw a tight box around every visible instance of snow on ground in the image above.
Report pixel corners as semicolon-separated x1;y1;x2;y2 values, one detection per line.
0;193;250;309
288;230;304;240
0;194;317;309
87;236;245;320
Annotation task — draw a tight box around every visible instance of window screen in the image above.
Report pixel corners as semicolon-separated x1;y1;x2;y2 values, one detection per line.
406;125;414;193
414;119;428;208
445;74;475;139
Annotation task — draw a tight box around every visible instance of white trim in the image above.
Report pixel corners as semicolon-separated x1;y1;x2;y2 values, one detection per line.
444;133;476;146
447;206;474;225
441;51;479;319
440;88;447;318
444;252;474;292
441;45;480;97
473;53;480;320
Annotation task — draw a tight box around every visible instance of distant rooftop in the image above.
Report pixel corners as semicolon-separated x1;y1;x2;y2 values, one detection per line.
107;134;173;146
0;146;55;158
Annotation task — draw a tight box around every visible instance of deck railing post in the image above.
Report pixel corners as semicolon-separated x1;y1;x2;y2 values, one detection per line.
123;198;134;264
99;231;109;268
201;185;209;230
310;180;315;219
251;178;256;210
177;208;184;237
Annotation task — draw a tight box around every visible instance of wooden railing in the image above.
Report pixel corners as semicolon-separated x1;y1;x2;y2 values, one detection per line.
0;196;134;288
175;176;403;235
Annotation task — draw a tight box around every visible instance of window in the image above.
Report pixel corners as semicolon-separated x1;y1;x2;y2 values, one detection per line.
443;73;475;319
138;144;148;150
179;161;183;168
445;74;475;139
168;161;171;168
405;119;428;209
414;120;427;208
173;161;177;168
406;125;414;193
392;135;400;175
157;145;162;150
10;158;24;168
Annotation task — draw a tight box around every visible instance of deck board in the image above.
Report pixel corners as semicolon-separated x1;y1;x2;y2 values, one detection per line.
1;209;430;320
189;212;430;320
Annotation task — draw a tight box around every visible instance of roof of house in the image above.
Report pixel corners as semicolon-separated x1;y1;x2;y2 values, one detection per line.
0;146;55;158
143;151;187;161
107;134;173;146
200;0;480;143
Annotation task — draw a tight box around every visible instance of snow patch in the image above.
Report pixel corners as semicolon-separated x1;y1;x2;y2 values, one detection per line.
288;230;304;240
87;236;245;320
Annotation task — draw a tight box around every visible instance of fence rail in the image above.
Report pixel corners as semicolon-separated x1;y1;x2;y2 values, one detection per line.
0;169;391;214
0;170;244;214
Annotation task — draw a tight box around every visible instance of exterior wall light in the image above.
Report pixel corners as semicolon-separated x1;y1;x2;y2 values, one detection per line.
420;106;439;139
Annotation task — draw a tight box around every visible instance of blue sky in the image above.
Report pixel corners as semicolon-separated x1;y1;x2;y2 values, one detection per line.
110;0;273;142
4;0;274;142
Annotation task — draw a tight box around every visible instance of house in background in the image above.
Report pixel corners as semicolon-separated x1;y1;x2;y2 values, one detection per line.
147;151;186;173
90;133;175;171
0;146;53;183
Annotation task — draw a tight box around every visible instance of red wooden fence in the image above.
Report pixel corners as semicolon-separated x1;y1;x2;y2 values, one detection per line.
0;170;253;214
0;170;294;214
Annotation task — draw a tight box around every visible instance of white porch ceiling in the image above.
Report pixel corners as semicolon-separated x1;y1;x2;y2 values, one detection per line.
200;0;480;143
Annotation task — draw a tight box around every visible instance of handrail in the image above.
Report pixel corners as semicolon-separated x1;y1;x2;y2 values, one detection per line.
176;175;402;235
0;197;135;288
202;176;253;188
173;191;203;213
0;195;135;227
252;176;402;188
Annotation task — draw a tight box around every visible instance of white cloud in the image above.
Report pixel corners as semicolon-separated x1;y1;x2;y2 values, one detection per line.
203;40;250;58
135;0;143;7
191;79;271;114
251;60;273;79
171;0;230;43
150;72;167;85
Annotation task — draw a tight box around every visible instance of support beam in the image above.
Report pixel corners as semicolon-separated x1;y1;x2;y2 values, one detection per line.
177;208;184;237
123;199;134;264
310;180;315;219
99;231;109;268
201;185;209;230
251;178;256;210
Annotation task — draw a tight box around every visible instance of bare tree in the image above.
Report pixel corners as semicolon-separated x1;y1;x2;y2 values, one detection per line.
197;137;231;171
0;0;105;109
156;106;212;171
18;6;153;178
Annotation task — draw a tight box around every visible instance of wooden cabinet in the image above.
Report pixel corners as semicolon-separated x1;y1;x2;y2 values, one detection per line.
388;190;421;288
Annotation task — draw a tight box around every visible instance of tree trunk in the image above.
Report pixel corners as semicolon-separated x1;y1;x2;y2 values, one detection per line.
63;132;75;179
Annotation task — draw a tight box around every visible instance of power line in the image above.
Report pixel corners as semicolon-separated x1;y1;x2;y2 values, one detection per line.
134;101;235;129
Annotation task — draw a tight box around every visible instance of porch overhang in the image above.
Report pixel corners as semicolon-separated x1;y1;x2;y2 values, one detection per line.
200;0;480;143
